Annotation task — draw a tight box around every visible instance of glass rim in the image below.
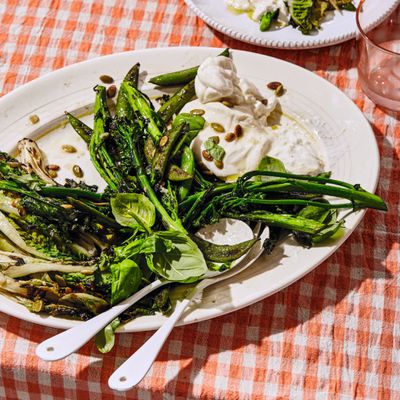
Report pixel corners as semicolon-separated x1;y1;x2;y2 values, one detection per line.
356;0;400;57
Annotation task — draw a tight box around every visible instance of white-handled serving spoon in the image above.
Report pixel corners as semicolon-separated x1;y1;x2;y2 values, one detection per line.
36;219;259;362
108;226;269;391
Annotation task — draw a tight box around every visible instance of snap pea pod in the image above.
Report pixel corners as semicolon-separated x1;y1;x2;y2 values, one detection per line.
297;202;333;221
121;82;165;144
116;62;140;119
149;48;230;86
65;112;93;144
294;202;341;247
157;80;195;124
190;235;258;262
170;113;205;159
312;220;344;244
167;164;192;181
178;146;195;201
151;123;188;184
123;62;140;87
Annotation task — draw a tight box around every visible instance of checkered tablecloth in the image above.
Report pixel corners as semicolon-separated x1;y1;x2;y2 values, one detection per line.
0;1;399;399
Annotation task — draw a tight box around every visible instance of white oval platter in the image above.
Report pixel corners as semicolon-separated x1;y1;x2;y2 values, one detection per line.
0;47;379;332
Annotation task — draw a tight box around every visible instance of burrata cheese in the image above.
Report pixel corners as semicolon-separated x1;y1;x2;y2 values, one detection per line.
182;55;326;180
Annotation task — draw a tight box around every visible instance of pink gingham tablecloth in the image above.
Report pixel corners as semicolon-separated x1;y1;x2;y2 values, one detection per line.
0;1;399;399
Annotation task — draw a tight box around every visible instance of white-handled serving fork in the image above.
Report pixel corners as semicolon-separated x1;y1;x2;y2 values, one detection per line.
108;226;269;391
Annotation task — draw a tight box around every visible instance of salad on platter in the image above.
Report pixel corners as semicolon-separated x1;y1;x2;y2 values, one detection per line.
0;49;386;352
225;0;356;34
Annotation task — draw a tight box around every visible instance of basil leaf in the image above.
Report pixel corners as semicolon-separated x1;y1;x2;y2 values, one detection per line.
146;231;208;282
257;156;286;181
111;193;155;230
110;258;142;305
258;156;286;173
95;317;121;353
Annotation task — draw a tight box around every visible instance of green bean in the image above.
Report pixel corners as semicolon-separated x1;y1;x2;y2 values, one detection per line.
65;112;92;144
178;146;195;201
149;66;197;87
158;80;195;124
149;48;230;86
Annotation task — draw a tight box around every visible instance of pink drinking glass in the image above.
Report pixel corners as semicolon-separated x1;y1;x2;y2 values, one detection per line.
356;1;400;112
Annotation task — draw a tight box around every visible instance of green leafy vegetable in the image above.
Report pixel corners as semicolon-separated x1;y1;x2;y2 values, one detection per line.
257;156;286;181
110;258;142;305
289;0;315;34
95;318;121;353
111;193;155;231
146;231;208;283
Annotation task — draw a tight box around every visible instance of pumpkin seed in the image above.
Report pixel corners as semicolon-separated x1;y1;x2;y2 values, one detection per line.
48;170;58;178
72;165;84;178
47;164;60;171
160;135;169;147
202;150;213;161
62;144;77;153
107;85;117;98
99;74;114;84
267;81;284;96
214;159;224;169
29;114;40;124
190;109;205;116
234;124;243;138
211;122;225;133
224;132;236;142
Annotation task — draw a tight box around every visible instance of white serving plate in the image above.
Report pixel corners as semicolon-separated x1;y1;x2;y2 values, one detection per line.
185;0;400;49
0;47;379;332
